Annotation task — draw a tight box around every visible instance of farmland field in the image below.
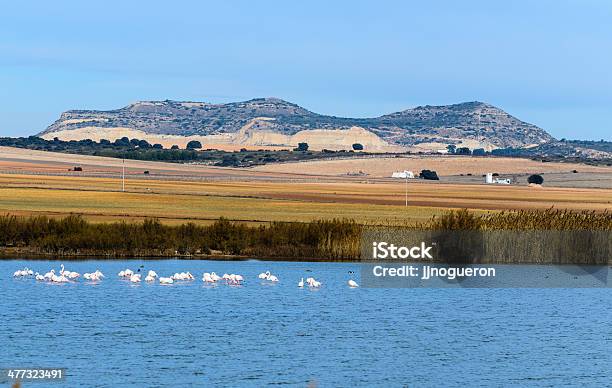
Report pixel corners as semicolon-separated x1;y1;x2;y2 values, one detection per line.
0;147;610;225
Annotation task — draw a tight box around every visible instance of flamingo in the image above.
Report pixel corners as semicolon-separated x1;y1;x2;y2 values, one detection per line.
267;273;279;282
35;272;45;281
258;271;270;280
51;273;68;283
13;268;31;277
202;273;215;283
310;280;321;288
210;272;221;282
130;274;141;283
65;270;80;280
118;270;125;277
94;270;105;278
147;270;158;278
159;277;174;284
298;278;304;287
348;279;359;288
226;274;243;285
43;269;55;280
145;275;155;282
84;272;101;281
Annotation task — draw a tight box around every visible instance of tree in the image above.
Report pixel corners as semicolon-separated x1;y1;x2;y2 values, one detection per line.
352;143;364;151
446;144;456;154
152;143;163;149
186;140;202;149
420;169;440;180
472;148;486;156
137;139;151;148
455;147;471;155
528;174;544;185
294;142;309;151
114;137;130;147
171;145;179;150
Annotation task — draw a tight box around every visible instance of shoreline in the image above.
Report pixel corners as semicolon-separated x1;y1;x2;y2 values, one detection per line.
3;250;610;266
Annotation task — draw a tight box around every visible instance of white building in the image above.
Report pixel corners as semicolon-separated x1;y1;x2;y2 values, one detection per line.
485;173;511;185
392;170;415;179
494;178;511;185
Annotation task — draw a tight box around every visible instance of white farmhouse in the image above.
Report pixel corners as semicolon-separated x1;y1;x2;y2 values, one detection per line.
392;170;415;179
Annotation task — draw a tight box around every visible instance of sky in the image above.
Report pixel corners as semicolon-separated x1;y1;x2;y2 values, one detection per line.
0;0;610;140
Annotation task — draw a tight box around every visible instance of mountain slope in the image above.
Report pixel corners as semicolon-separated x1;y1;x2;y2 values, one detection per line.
40;98;554;151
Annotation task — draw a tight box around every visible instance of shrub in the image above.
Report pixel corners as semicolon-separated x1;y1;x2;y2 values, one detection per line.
352;143;364;151
420;169;439;180
528;174;544;184
294;142;309;152
186;140;202;149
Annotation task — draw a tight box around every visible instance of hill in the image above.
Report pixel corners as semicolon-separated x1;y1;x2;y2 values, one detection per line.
39;98;553;152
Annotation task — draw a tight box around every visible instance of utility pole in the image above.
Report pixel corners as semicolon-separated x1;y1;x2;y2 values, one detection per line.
405;175;408;207
122;158;125;192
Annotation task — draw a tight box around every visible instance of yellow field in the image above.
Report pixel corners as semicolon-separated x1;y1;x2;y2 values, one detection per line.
1;172;610;225
0;174;451;225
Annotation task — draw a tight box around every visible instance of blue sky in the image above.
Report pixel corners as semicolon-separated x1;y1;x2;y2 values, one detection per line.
1;0;610;140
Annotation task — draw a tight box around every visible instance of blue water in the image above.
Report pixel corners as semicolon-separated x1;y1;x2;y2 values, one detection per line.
0;259;610;387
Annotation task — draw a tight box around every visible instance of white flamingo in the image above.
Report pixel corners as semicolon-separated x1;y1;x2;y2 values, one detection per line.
130;274;141;283
84;271;102;281
258;271;270;280
145;275;155;282
226;274;244;285
43;269;55;280
51;273;69;283
159;277;174;284
202;272;215;283
267;273;279;282
13;268;31;277
348;279;359;288
147;270;158;278
298;278;304;287
35;272;45;281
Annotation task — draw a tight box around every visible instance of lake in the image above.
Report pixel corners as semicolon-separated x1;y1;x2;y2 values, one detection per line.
1;259;610;387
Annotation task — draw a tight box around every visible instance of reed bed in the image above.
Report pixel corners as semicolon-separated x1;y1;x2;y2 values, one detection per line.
0;208;610;262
